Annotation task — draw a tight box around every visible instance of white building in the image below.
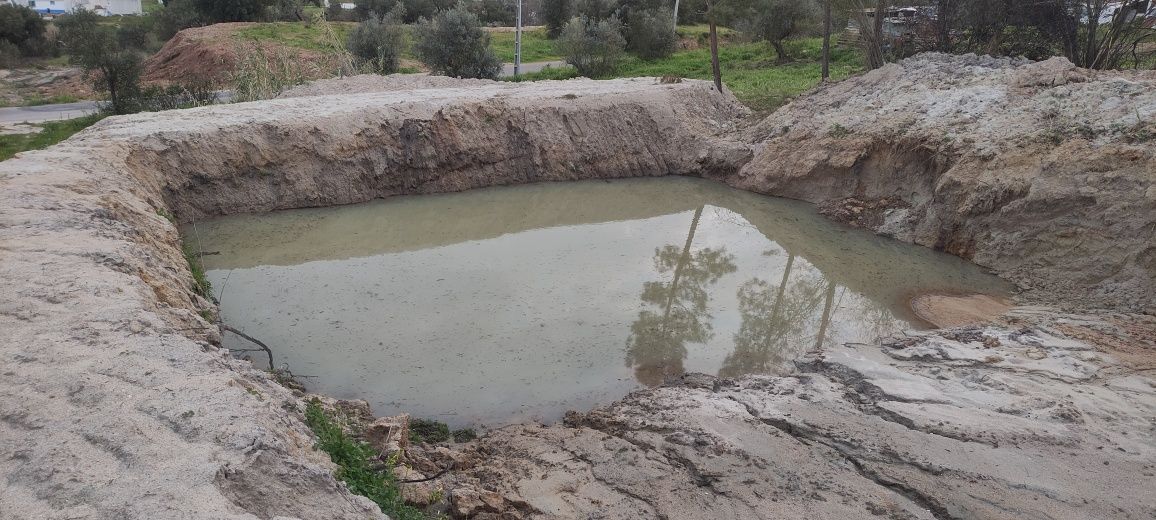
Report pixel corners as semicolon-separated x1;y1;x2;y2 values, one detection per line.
9;0;142;16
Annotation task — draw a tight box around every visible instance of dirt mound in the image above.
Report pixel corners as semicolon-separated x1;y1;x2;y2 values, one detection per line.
736;53;1156;312
278;73;502;98
142;23;347;87
0;77;748;519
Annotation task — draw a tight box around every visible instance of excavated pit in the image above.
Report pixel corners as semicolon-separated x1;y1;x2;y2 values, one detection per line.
184;177;1010;429
2;56;1154;520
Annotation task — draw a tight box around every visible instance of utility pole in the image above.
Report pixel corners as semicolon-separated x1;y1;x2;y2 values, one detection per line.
514;0;523;76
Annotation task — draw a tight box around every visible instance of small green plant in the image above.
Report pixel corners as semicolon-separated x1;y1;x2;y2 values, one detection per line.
182;242;213;299
500;65;581;82
304;399;432;520
827;123;852;138
451;428;477;443
409;418;451;444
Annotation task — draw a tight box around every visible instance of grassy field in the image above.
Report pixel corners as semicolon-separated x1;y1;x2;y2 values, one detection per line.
234;22;561;63
0;114;105;162
234;22;356;53
515;36;864;112
488;28;561;62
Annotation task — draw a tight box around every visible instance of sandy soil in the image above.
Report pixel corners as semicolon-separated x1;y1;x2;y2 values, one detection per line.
1;58;1153;519
0;77;747;519
736;54;1156;312
910;293;1015;328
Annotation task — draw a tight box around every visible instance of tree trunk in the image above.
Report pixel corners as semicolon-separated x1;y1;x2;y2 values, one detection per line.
871;0;887;68
821;0;831;80
105;67;120;115
708;20;722;92
771;40;788;62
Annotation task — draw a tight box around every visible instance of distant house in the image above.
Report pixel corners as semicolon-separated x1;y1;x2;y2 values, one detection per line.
6;0;143;16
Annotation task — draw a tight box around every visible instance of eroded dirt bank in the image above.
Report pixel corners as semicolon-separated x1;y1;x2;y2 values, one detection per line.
735;54;1156;312
0;58;1153;519
0;78;748;520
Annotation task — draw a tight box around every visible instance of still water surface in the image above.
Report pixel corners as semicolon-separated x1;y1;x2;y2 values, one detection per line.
185;178;1011;428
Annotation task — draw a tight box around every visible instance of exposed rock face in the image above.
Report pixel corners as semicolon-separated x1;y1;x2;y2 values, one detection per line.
733;54;1156;312
0;77;748;520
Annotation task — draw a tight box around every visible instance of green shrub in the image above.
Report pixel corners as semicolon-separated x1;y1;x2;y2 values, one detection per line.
154;0;206;40
625;7;676;59
0;39;19;68
541;0;570;37
347;11;406;74
558;15;626;78
58;10;147;115
0;4;50;58
737;0;817;61
470;0;516;26
413;7;501;79
342;8;406;73
193;0;268;22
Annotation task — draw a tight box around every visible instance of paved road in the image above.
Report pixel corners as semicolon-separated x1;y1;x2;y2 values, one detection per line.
0;66;569;128
0;91;235;127
501;60;570;77
0;101;99;125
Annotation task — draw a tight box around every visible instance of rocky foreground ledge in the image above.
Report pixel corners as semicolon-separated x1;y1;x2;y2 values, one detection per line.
0;57;1154;519
416;309;1155;519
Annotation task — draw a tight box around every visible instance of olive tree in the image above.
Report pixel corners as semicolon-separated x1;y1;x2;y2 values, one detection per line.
743;0;818;61
347;9;407;73
558;15;626;77
0;4;50;63
413;7;502;79
625;7;678;59
58;10;144;115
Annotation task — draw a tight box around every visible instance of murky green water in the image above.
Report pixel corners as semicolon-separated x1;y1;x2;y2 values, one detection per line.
185;177;1011;428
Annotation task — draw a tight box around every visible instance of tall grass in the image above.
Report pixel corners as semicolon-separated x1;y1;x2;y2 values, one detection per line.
230;43;309;102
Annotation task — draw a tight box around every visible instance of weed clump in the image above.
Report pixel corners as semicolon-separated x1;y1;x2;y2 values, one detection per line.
451;428;477;443
409;418;451;444
182;242;212;299
304;399;432;520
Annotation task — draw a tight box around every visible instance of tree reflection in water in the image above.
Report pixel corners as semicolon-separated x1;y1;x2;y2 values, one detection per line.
624;206;737;387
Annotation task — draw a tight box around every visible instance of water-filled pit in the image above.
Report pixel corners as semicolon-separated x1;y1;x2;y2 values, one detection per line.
185;177;1011;429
